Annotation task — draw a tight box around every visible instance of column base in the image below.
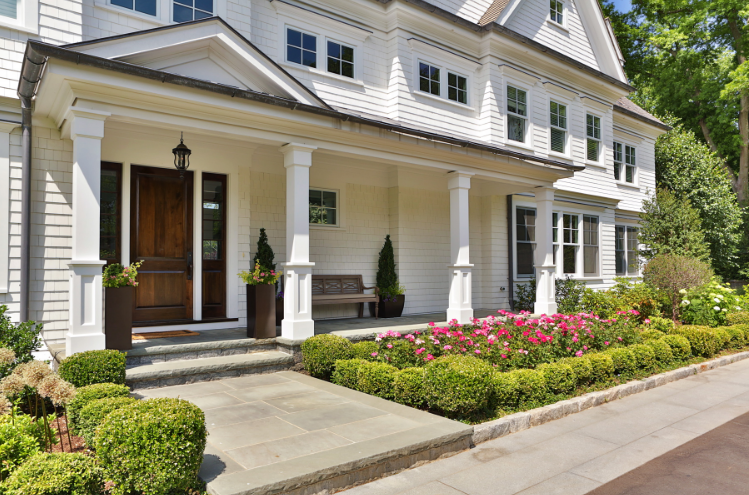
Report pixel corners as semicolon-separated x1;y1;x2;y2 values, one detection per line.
281;262;315;341
66;332;106;357
281;318;315;341
447;308;474;325
534;302;558;316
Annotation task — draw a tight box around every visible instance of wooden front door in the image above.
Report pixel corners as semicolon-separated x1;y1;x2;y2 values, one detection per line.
131;166;194;324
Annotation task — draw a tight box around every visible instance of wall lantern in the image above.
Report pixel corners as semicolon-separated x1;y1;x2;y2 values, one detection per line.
172;132;192;178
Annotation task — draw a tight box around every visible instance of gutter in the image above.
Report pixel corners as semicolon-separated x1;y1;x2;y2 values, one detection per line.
23;40;585;173
613;105;671;132
17;44;45;322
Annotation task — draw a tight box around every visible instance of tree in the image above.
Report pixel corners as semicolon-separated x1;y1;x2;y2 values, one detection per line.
376;235;398;292
643;254;713;322
252;228;275;271
639;189;711;262
654;123;743;276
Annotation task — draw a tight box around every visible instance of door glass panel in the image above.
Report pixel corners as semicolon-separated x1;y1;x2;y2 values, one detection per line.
100;167;120;262
203;179;224;260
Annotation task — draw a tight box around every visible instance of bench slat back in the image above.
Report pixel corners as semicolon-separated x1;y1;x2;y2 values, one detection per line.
311;275;365;295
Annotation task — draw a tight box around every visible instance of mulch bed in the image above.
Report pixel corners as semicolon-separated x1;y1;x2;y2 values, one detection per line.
49;414;88;454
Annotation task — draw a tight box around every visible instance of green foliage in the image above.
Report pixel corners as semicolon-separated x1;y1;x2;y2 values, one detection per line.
351;341;379;361
580;289;619;320
537;362;576;394
509;369;548;408
722;326;746;349
376;235;399;297
681;281;745;327
58;350;126;388
670;326;721;357
728;312;749;326
0;305;42;378
392;367;426;407
357;362;397;399
102;261;142;289
2;452;104;495
252;228;276;273
67;383;130;435
585;353;614;383
491;372;520;410
94;398;207;495
301;335;353;379
423;355;494;417
377;339;420;369
514;277;587;313
238;261;281;286
639;189;710;263
606;348;638;376
0;414;44;481
77;397;138;446
663;335;692;361
643;254;713;322
630;344;657;373
330;359;365;390
648;316;675;333
640;329;665;341
644;338;673;364
557;357;593;385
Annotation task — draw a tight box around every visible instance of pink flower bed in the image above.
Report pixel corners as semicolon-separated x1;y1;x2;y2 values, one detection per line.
374;310;644;370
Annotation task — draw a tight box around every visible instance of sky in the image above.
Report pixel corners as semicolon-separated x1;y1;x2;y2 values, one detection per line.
611;0;632;12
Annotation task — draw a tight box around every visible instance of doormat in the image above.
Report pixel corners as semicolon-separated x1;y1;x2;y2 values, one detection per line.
132;330;200;341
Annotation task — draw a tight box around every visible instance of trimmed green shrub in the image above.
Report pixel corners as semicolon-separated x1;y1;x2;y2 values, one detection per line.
393;367;426;407
379;339;420;369
640;329;666;341
2;452;104;495
630;344;656;373
713;328;731;350
671;326;720;357
351;341;379;360
732;324;749;341
722;326;746;349
727;312;749;326
644;338;673;364
648;316;675;333
491;371;520;410
95;398;207;495
537;362;576;394
423;355;494;417
0;414;46;480
77;397;138;446
58;350;126;388
510;369;548;408
558;357;593;385
331;359;365;390
606;347;638;375
585;353;614;383
67;383;130;435
357;362;398;399
663;335;691;361
301;334;353;379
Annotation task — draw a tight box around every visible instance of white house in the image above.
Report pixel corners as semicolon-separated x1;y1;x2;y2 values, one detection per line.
0;0;668;354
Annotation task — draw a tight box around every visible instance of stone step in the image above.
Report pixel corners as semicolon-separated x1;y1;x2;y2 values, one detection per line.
125;336;277;366
126;351;295;390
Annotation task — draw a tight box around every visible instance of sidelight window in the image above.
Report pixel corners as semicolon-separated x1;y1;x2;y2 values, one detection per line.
202;176;225;260
100;163;122;264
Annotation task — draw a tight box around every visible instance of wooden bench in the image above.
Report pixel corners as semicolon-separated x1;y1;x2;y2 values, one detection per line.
311;275;379;319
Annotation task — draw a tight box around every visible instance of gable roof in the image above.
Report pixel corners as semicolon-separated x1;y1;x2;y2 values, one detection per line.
478;0;511;26
614;98;670;131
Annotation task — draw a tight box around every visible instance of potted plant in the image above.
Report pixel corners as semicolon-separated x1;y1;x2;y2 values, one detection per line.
239;261;282;339
370;235;406;318
252;228;285;328
102;261;142;351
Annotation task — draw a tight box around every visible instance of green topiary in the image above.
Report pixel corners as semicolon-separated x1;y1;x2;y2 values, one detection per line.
558;357;593;385
301;334;353;379
648;316;675;333
585;353;615;383
640;329;666;341
357;362;398;399
491;371;520;410
722;326;745;349
58;350;126;388
630;344;657;373
0;414;46;480
2;452;104;495
509;369;548;408
379;339;419;368
644;338;673;364
537;362;576;394
94;398;206;495
67;383;130;435
77;397;138;446
663;335;691;361
252;228;276;274
423;355;494;417
727;312;749;326
331;359;365;390
713;328;731;350
670;326;720;357
351;341;379;360
393;367;426;407
606;347;638;376
376;235;398;295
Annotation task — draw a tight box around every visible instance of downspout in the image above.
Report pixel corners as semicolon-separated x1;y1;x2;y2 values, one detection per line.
17;46;45;322
507;195;514;311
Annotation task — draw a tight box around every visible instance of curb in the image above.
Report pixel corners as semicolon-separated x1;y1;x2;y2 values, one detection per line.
472;350;749;445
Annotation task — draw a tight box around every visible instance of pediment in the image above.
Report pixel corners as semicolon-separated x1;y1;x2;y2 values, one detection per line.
64;18;328;108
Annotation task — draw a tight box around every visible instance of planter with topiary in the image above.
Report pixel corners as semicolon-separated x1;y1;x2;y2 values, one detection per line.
102;262;142;351
239;261;282;339
370;235;406;318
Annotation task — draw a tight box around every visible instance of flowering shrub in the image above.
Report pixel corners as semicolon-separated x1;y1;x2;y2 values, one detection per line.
238;261;282;286
102;261;142;289
680;281;746;327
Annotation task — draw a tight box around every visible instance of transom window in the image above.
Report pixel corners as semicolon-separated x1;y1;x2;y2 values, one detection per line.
327;41;354;78
448;72;467;104
287;28;317;68
507;86;528;143
173;0;212;22
419;62;440;96
550;0;564;24
616;226;640;275
112;0;156;16
586;114;601;162
549;101;567;153
614;142;637;183
309;189;338;226
516;207;536;276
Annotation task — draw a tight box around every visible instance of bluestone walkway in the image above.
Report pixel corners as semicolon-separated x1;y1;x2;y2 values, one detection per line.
343;357;749;495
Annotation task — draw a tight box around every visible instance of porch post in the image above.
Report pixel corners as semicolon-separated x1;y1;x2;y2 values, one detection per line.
446;172;473;324
280;143;317;340
534;187;557;315
66;109;110;356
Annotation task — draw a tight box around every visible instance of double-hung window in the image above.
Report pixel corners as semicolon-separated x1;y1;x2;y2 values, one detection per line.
586;114;601;162
516;207;536;276
583;215;599;276
550;101;567;153
614;142;636;183
550;0;564;24
562;214;578;274
327;41;354;78
448;72;468;104
507;86;528;143
615;226;640;275
0;0;16;19
173;0;212;22
287;28;317;68
112;0;156;16
309;189;338;226
626;226;639;274
419;62;440;96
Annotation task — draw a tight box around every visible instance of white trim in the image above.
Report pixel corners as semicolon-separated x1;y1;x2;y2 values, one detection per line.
0;124;16;293
0;0;38;34
132;320;239;333
193;169;203;321
548;0;567;30
504;80;533;147
585;111;603;165
548;98;570;157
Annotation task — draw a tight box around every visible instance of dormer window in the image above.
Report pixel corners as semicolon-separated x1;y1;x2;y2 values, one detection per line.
448;73;468;104
327;41;354;78
287;28;317;68
112;0;156;16
419;62;440;96
173;0;212;22
507;86;528;143
550;0;564;25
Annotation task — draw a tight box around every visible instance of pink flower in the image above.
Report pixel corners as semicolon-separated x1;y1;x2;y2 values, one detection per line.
501;354;507;359
371;352;378;357
604;341;610;346
583;345;588;350
443;345;452;350
386;344;393;349
474;349;481;354
575;350;584;357
425;354;435;361
644;319;651;324
617;337;623;341
415;348;425;355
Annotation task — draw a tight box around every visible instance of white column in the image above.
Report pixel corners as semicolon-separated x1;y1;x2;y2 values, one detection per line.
534;187;557;315
66;109;110;356
446;172;473;324
280;143;316;340
0;121;20;295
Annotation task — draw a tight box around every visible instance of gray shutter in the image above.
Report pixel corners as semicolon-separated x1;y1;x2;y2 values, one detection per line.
0;0;17;19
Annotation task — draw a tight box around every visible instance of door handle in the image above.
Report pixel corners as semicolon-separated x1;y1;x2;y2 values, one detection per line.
187;251;193;280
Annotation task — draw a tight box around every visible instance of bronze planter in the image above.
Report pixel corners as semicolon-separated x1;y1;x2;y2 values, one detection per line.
370;295;405;319
246;284;276;339
104;286;133;351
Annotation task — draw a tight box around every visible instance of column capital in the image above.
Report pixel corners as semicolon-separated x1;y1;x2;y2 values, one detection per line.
534;186;555;202
66;107;110;141
446;171;473;190
281;143;317;168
